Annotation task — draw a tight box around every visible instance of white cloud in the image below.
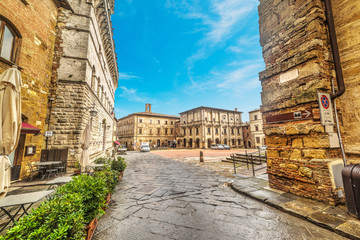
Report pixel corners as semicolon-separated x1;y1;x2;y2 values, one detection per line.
118;86;153;103
118;72;140;80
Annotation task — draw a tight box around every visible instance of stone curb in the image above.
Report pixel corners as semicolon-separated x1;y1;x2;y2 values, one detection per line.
230;177;360;240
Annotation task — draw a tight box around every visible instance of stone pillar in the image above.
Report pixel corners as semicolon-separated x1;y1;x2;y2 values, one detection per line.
259;0;344;204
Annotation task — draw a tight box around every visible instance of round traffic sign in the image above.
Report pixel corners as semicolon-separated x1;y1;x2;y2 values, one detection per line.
321;95;330;109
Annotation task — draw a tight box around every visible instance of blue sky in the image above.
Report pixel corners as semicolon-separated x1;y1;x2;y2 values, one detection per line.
112;0;264;122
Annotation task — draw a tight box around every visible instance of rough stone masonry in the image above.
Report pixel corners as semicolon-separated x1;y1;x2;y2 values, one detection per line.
258;0;360;205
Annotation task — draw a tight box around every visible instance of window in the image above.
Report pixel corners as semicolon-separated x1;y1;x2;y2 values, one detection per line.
207;128;210;134
171;121;173;125
150;129;152;134
205;117;207;121
149;119;152;123
213;118;215;121
139;128;142;134
196;128;199;135
231;128;234;135
157;128;160;134
165;129;168;135
254;115;258;120
157;120;160;124
183;121;186;124
256;137;260;143
0;17;21;63
215;128;218;134
255;125;259;131
171;129;173;134
232;139;235;145
224;128;227;134
238;128;240;134
139;119;142;123
190;128;192;135
183;129;186;135
165;121;168;125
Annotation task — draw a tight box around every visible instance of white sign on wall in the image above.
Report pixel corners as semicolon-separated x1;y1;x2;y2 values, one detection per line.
45;131;53;137
317;92;334;126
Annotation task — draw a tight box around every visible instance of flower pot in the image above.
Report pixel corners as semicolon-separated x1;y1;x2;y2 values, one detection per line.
118;171;124;182
86;218;98;240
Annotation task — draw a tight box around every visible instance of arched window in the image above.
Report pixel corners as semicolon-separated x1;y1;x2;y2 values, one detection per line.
0;16;21;63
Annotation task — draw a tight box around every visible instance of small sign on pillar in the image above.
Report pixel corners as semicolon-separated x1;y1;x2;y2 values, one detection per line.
317;92;334;126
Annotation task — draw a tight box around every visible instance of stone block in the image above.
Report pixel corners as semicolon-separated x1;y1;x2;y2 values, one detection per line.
299;167;313;178
290;149;302;160
303;135;330;148
302;149;327;159
292;138;303;148
267;150;279;158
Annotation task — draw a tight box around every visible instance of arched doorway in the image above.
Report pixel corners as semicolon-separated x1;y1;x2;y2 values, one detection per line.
248;141;251;148
183;138;186;147
215;138;220;144
189;138;193;148
157;139;160;147
207;139;212;148
195;138;200;148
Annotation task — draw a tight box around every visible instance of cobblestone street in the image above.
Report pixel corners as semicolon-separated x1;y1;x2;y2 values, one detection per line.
94;152;345;240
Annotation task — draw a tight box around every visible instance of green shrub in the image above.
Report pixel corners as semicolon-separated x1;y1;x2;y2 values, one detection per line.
111;157;127;172
0;164;125;240
55;174;107;223
94;157;112;166
1;193;85;240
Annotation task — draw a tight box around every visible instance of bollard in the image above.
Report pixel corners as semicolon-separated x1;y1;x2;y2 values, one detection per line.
200;151;204;162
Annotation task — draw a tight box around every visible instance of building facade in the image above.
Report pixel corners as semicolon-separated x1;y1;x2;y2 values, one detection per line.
116;104;180;150
178;107;243;149
258;0;360;204
47;0;118;167
241;122;252;148
248;109;265;148
0;0;72;180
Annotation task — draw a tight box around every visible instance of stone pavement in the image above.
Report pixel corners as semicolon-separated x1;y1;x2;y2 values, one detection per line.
231;174;360;240
94;152;345;240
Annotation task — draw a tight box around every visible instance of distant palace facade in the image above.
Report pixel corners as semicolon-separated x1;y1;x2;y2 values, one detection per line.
116;104;180;150
177;107;244;149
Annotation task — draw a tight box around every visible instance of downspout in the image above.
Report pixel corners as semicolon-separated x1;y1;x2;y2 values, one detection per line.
324;0;345;99
324;0;347;165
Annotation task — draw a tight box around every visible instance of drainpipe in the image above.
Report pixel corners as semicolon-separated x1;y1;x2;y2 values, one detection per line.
324;0;345;99
324;0;347;165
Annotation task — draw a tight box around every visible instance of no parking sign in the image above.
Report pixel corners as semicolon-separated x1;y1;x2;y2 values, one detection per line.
317;92;334;125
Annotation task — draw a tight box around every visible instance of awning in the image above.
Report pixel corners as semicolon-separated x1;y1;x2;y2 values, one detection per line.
114;141;121;145
21;122;41;135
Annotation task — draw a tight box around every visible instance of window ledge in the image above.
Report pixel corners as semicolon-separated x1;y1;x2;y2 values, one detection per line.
0;57;23;70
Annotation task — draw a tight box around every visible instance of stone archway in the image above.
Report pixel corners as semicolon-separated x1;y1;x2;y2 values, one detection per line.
215;138;220;144
189;138;193;148
183;138;186;147
207;139;212;148
157;139;160;147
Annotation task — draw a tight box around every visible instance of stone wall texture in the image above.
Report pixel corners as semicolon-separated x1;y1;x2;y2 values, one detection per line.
0;0;59;179
48;0;118;168
258;0;350;204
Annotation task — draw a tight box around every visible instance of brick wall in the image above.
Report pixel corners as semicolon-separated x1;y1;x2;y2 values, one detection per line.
258;0;345;204
0;0;59;179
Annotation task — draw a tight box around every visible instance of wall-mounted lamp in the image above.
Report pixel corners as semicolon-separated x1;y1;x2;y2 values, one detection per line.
89;103;97;117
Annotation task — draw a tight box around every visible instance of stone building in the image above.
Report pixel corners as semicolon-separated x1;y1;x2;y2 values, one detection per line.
0;0;72;180
47;0;118;167
241;122;252;148
248;109;265;148
116;104;180;150
258;0;360;204
178;107;243;149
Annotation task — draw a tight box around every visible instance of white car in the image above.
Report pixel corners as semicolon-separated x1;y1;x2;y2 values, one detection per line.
140;145;150;152
210;144;225;150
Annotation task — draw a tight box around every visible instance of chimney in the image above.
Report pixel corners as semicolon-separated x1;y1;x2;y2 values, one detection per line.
235;108;238;111
145;103;152;112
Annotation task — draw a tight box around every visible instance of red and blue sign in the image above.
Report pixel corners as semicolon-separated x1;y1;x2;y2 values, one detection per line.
321;95;330;109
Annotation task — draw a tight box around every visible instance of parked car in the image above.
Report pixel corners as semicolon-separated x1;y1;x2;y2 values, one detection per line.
222;144;231;150
210;144;225;150
140;145;150;152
